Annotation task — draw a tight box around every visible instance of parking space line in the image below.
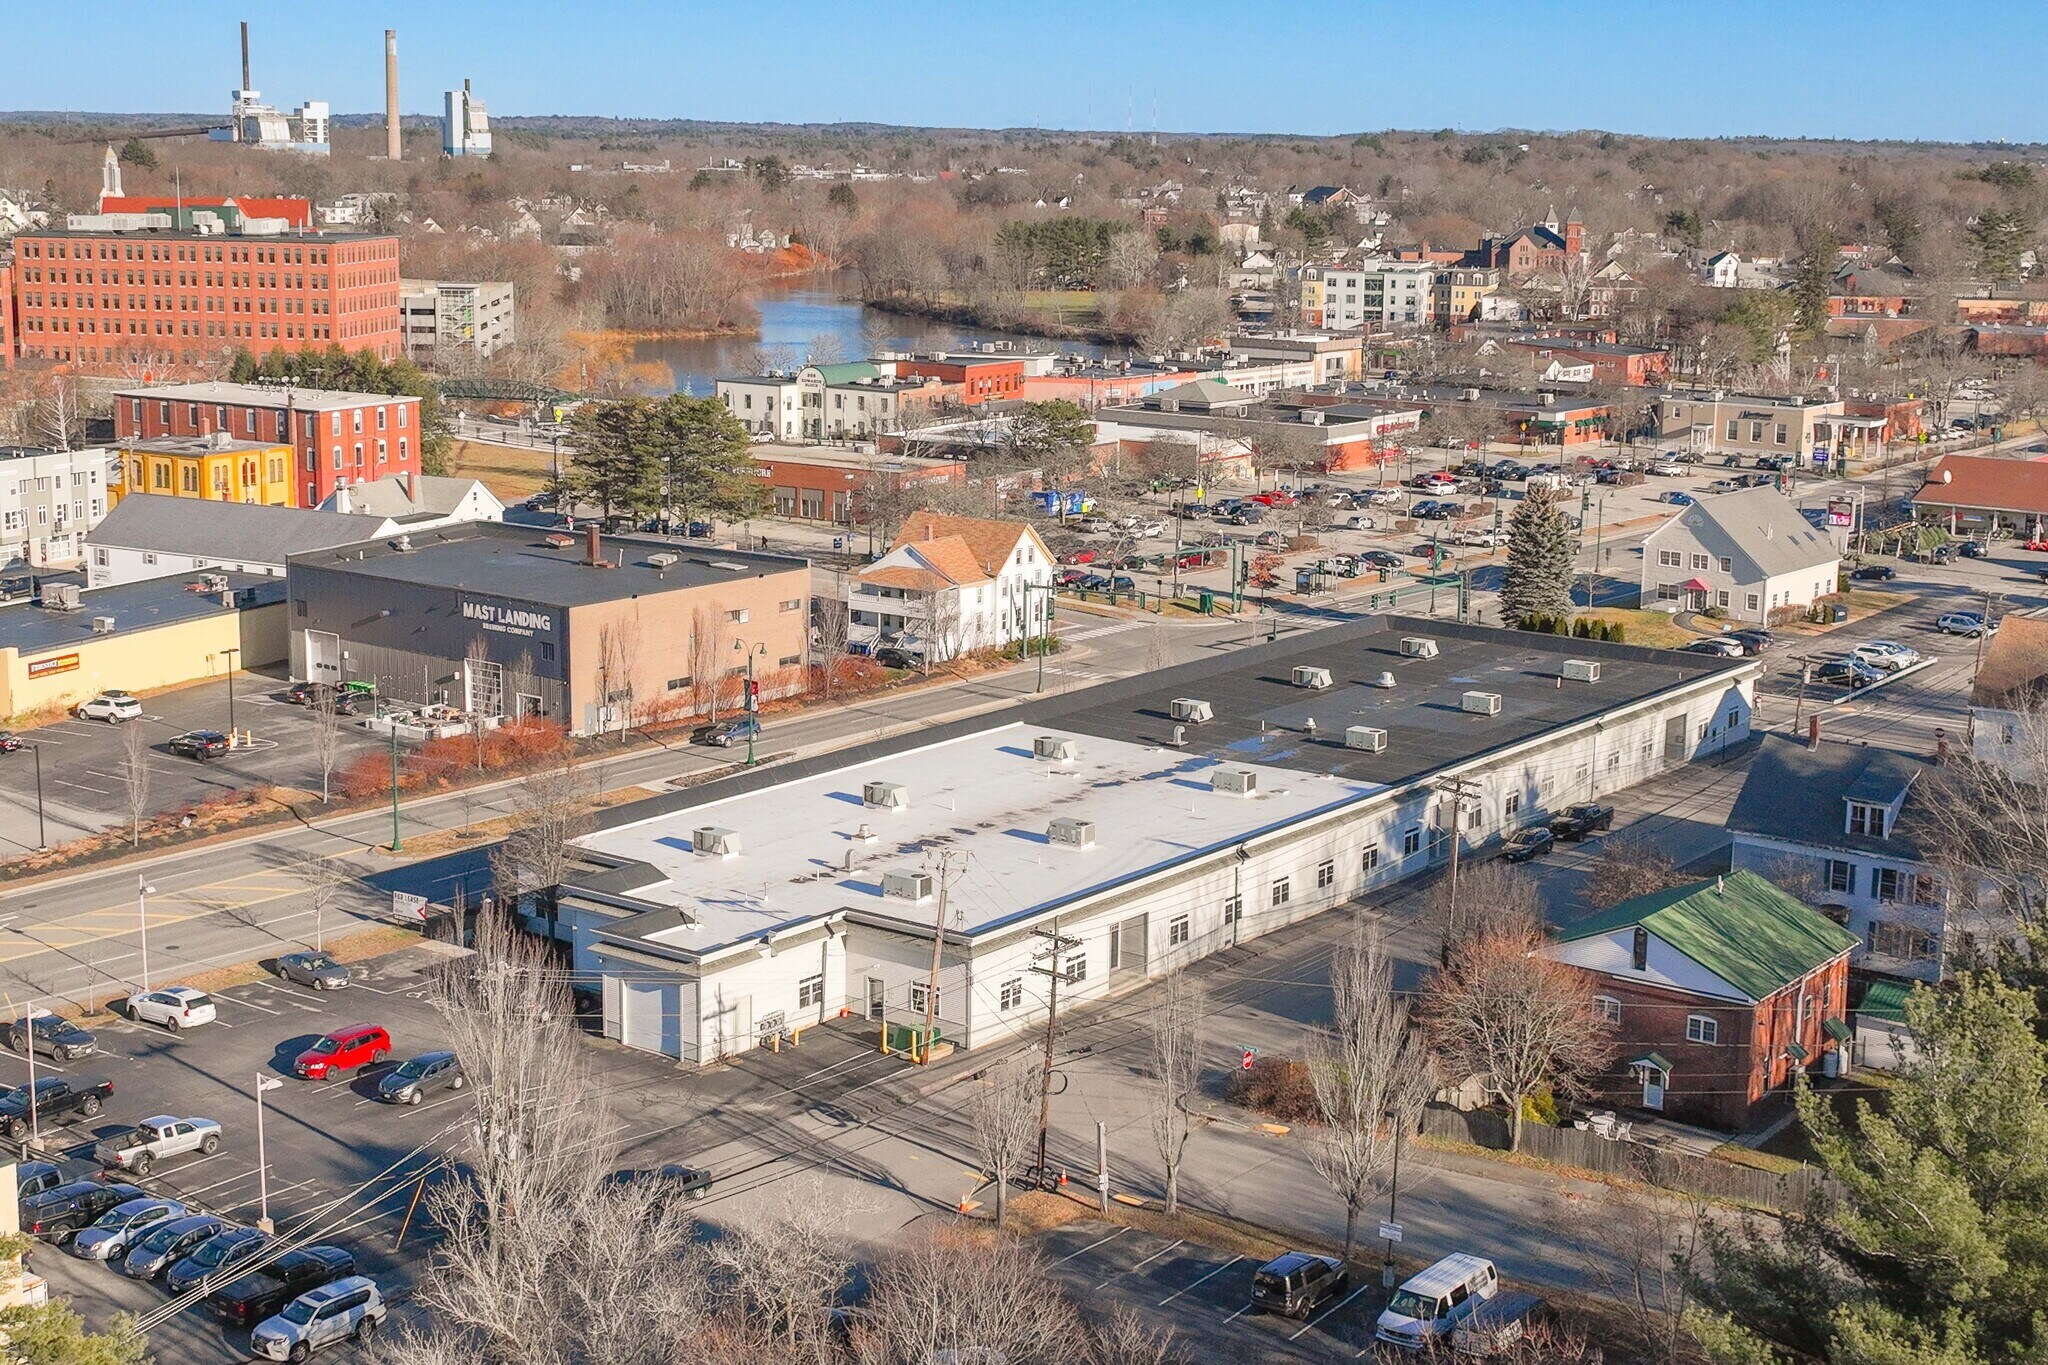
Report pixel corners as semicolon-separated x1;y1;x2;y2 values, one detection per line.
1050;1227;1128;1267
1222;1304;1252;1325
218;995;283;1015
1158;1254;1242;1304
1090;1237;1184;1291
1290;1279;1376;1341
178;1166;264;1199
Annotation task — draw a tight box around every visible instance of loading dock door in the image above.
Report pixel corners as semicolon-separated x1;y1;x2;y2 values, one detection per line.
1114;915;1149;977
621;980;679;1058
304;630;340;682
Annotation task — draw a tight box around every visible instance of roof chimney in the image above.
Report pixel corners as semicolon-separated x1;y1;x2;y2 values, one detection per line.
240;20;251;93
584;523;604;567
383;30;401;162
334;485;352;515
405;469;417;503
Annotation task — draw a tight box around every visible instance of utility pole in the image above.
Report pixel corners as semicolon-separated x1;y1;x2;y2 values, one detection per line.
918;851;958;1063
1433;776;1480;955
1028;918;1080;1185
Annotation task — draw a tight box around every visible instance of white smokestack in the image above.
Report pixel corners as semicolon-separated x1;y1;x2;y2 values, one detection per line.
384;30;400;161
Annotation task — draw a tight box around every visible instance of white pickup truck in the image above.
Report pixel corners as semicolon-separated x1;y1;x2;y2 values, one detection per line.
93;1114;223;1174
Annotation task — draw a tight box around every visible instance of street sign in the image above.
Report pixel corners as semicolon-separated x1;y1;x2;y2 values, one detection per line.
391;891;429;920
1811;448;1829;466
1241;1049;1257;1071
1379;1221;1404;1243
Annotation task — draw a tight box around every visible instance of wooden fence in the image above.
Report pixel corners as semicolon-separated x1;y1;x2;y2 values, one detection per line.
1419;1105;1836;1212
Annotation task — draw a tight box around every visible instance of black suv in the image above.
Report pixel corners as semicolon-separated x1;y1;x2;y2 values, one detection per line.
167;730;231;761
210;1245;358;1328
21;1180;145;1241
3;1012;97;1060
1502;825;1557;863
1250;1251;1349;1319
1550;803;1615;841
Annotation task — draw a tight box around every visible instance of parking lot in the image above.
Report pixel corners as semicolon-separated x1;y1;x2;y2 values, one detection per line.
1038;1219;1395;1361
0;665;389;855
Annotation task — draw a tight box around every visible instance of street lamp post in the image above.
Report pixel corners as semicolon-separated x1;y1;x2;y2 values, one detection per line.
221;646;241;744
27;743;47;851
388;721;403;852
1382;1114;1404;1288
136;877;157;992
253;1074;284;1232
734;640;766;767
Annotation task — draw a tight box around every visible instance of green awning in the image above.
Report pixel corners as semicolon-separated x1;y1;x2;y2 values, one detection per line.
1787;1042;1810;1062
1630;1051;1673;1073
1823;1017;1853;1044
1858;979;1912;1023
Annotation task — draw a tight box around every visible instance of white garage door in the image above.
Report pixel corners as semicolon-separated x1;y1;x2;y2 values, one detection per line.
620;980;679;1058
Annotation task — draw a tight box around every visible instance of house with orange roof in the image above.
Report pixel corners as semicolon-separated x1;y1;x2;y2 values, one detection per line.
847;511;1053;661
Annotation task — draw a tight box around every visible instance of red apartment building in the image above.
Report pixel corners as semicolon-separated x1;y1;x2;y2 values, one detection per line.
1505;334;1671;386
893;355;1026;405
114;380;422;508
0;259;12;369
9;225;401;372
752;447;967;525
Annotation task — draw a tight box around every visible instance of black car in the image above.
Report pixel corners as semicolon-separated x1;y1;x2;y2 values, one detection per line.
1250;1251;1349;1319
282;682;362;715
0;1076;113;1138
167;730;231;761
1850;564;1897;581
1357;550;1404;569
165;1226;271;1296
1550;803;1615;841
875;647;923;669
1502;825;1556;863
604;1164;713;1205
1815;658;1883;689
210;1245;358;1328
20;1180;145;1241
375;1050;466;1105
1959;540;1988;558
1721;629;1775;656
690;717;760;748
3;1013;97;1061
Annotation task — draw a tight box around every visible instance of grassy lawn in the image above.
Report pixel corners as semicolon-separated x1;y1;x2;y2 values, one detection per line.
1573;606;1698;649
445;438;555;501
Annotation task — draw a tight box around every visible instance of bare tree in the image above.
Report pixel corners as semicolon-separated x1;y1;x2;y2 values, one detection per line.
919;584;965;670
1920;700;2048;936
1424;859;1543;960
1419;923;1615;1151
463;636;496;773
705;1187;854;1362
295;856;352;951
967;1053;1040;1229
120;721;150;846
1559;1181;1712;1365
1304;922;1437;1261
29;372;89;451
593;623;637;745
849;1227;1084;1365
812;593;853;700
1584;834;1688;909
1147;971;1206;1215
489;761;595;923
689;605;732;721
310;684;343;804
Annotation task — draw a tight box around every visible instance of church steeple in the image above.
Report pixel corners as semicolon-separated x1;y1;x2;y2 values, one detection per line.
99;144;123;208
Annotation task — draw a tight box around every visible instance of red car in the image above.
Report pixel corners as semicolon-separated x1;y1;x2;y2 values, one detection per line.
293;1023;392;1080
2023;539;2048;553
1056;549;1097;565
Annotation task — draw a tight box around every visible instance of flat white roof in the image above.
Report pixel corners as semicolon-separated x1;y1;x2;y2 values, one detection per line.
575;723;1381;953
114;381;417;412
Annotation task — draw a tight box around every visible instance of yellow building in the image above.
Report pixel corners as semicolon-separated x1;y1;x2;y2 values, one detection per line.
113;435;296;508
1435;266;1501;324
1299;271;1325;326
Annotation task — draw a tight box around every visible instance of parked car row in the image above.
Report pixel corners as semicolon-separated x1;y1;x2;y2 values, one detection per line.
1251;1247;1540;1355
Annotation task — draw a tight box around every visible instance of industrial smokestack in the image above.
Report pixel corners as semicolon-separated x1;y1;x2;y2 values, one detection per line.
240;20;251;92
384;30;400;161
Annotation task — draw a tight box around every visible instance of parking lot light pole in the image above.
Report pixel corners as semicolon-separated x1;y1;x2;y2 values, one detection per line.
28;743;47;851
254;1074;284;1232
136;878;156;992
221;647;241;744
388;723;403;853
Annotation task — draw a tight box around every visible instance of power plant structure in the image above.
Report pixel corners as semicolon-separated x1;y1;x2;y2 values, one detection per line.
383;29;401;160
210;21;330;155
443;79;491;158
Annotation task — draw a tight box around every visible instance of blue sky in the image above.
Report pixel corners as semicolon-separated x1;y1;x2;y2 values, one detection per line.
12;0;2044;143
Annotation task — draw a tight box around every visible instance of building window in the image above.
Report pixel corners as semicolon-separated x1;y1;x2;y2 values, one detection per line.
1361;847;1380;874
1657;549;1681;568
1316;860;1335;890
1847;802;1887;838
1631;925;1649;971
1169;915;1190;947
1503;792;1521;820
797;975;823;1009
1745;592;1760;612
1689;553;1709;571
1402;827;1422;857
908;982;936;1014
999;979;1023;1011
1871;867;1904;903
1870;921;1938;961
726;608;749;623
779;599;802;612
1065;953;1087;984
1222;894;1242;925
1686;1014;1719;1045
1717;556;1732;573
1825;859;1854;893
1270;876;1291;907
666;676;691;692
1594;996;1622;1025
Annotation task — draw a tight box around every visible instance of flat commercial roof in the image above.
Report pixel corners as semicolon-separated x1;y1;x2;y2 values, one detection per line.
115;381;418;412
565;616;1751;952
290;521;808;608
576;724;1381;951
1;573;283;656
753;446;961;473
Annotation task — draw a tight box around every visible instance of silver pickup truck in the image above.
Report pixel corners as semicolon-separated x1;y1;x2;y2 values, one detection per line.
93;1115;223;1175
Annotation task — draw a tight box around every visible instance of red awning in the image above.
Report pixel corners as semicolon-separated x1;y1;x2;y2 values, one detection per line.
1677;577;1712;591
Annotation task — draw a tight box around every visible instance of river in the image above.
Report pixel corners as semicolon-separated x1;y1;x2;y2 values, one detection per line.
631;278;1126;395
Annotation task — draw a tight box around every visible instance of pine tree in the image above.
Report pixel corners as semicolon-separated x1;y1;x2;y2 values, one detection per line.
1500;485;1577;626
645;394;766;530
566;399;660;528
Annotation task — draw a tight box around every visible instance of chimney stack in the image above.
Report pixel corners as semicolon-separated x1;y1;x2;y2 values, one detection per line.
239;20;251;93
405;469;417;502
383;30;401;161
584;524;603;567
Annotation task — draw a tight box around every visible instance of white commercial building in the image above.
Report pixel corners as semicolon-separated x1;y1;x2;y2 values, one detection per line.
0;446;119;571
84;494;401;588
548;618;1758;1065
1311;260;1440;328
847;511;1053;660
400;279;515;359
1639;487;1840;623
443;82;491;158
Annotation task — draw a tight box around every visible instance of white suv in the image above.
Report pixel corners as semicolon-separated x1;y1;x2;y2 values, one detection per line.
251;1276;385;1360
1851;640;1921;673
75;690;142;723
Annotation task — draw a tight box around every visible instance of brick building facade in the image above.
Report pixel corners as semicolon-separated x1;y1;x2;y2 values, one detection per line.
892;356;1025;404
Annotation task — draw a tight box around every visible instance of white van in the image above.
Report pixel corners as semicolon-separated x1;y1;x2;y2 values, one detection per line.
1374;1253;1499;1351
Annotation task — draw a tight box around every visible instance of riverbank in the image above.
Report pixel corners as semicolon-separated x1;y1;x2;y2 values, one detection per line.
862;291;1138;347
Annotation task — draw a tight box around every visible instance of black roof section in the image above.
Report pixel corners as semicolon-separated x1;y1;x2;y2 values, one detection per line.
1727;734;1929;859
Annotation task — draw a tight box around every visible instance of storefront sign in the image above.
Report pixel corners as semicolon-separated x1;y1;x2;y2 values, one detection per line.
26;653;79;679
459;598;556;638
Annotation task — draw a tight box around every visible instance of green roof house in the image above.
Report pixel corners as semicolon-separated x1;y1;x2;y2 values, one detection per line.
1540;871;1859;1130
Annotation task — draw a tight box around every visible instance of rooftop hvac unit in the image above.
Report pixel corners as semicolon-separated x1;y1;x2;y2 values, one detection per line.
862;780;910;810
1032;735;1080;763
1210;768;1258;796
1047;817;1096;848
90;615;116;635
881;868;934;903
1462;691;1503;716
1562;659;1602;683
1345;725;1388;752
1399;636;1439;659
1291;665;1334;690
647;552;679;569
691;826;742;858
198;573;230;593
1370;670;1397;689
39;584;81;611
1169;697;1214;724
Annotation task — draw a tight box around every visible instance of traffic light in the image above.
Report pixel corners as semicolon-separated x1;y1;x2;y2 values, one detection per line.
743;678;759;712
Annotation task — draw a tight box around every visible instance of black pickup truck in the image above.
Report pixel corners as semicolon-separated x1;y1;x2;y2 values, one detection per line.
1549;802;1615;841
0;1076;113;1139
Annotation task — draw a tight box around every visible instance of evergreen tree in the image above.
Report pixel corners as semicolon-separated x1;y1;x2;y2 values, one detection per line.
227;347;259;383
645;394;766;530
1002;400;1096;510
116;138;157;172
1687;974;2048;1364
1500;486;1577;626
566;399;660;528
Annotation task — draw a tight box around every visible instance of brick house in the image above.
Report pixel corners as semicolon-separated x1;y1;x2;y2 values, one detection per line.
892;355;1025;405
1504;335;1670;386
1540;872;1858;1130
0;258;12;368
1481;213;1585;279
